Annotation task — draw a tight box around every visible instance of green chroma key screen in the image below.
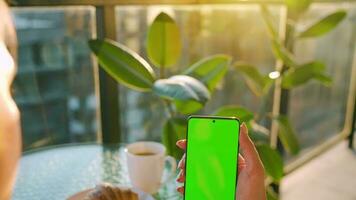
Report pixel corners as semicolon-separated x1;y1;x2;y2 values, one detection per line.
184;116;240;200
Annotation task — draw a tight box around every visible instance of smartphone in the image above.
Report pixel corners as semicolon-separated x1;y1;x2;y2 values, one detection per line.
184;115;240;200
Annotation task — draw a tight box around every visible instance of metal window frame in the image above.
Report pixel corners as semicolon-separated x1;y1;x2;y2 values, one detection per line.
11;0;356;176
346;26;356;149
95;6;121;144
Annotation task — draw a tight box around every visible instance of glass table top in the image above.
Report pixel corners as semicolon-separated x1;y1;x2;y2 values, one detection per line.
13;143;181;200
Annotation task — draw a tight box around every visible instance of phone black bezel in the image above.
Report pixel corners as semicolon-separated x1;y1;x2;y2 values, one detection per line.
183;115;241;200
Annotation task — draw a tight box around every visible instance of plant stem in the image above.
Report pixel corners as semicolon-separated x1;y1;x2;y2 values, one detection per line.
256;84;274;123
160;66;165;79
270;8;296;148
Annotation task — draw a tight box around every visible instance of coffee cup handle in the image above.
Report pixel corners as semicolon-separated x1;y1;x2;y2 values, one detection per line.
161;156;177;184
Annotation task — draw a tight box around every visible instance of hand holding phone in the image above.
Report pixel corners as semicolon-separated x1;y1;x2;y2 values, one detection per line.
176;121;266;200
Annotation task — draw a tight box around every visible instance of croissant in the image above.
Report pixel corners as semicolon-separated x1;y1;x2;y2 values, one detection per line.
84;183;139;200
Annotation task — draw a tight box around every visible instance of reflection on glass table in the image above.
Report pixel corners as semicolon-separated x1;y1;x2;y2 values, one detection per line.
13;144;181;200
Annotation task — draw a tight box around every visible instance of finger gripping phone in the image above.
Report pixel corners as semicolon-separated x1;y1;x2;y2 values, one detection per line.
184;115;240;200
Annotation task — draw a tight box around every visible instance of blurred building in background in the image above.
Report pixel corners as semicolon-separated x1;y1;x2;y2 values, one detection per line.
12;8;97;150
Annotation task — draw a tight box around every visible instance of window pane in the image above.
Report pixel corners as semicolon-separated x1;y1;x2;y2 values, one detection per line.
12;7;98;150
115;5;283;142
290;3;355;152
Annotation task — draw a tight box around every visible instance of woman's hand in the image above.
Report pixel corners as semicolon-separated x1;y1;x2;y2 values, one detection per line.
176;123;266;200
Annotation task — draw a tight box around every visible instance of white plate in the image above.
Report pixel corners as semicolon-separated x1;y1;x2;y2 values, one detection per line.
67;188;155;200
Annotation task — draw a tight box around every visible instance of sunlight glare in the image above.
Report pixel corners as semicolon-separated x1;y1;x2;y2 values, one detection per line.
268;71;280;79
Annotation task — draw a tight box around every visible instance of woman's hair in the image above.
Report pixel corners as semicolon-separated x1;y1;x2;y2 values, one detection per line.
0;0;17;62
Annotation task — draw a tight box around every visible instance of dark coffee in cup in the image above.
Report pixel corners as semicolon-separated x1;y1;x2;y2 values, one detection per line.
134;152;156;156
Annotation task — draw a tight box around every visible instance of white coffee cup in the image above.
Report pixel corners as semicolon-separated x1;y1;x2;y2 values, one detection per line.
125;141;177;194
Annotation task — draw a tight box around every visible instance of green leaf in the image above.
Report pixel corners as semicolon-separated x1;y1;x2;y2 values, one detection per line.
214;105;254;123
275;115;300;155
256;144;284;182
249;129;270;144
285;0;312;14
175;100;203;115
299;10;347;38
260;5;278;40
234;63;271;96
162;117;187;159
250;122;270;143
235;63;267;88
271;39;297;68
153;75;210;103
184;55;231;91
282;61;332;89
88;39;156;91
175;56;230;114
146;12;182;67
314;73;332;86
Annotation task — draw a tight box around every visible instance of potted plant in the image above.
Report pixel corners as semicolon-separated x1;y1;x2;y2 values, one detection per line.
89;2;346;197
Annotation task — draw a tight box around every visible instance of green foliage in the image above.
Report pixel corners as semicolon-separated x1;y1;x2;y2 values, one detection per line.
234;63;272;96
146;12;182;68
271;39;297;68
299;10;347;38
153;75;210;103
162;117;187;159
256;144;284;182
249;130;270;144
184;55;231;91
249;122;270;143
176;55;231;114
314;73;333;85
285;0;312;14
213;105;254;123
282;61;332;89
260;5;278;39
175;100;203;115
256;3;342;162
275;115;300;155
260;5;296;69
88;39;156;91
